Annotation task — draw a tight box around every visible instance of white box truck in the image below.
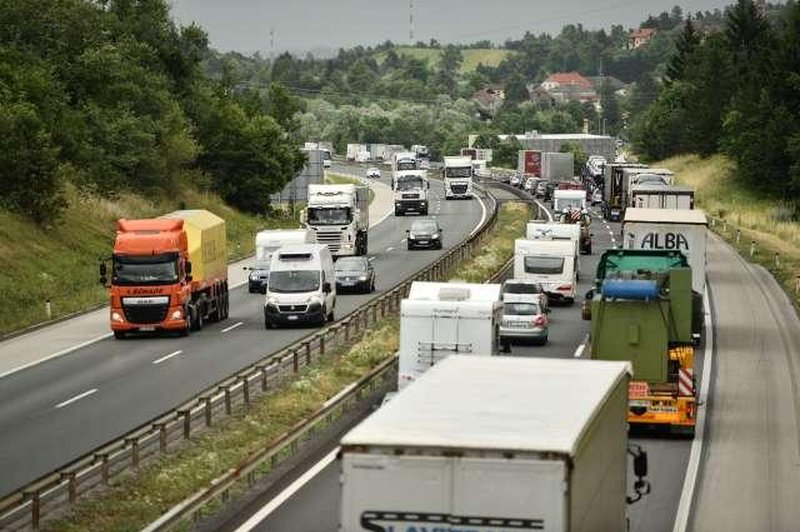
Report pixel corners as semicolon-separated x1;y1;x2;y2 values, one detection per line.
541;152;574;180
398;281;502;390
623;208;708;294
630;184;694;210
340;356;646;532
515;239;578;303
346;143;367;161
305;184;370;257
443;156;474;199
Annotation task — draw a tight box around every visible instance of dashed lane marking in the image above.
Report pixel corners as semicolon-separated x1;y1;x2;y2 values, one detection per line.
56;388;98;409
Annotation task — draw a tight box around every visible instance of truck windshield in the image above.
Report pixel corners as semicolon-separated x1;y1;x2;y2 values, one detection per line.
269;271;320;293
396;176;423;191
307;207;351;225
445;167;471;178
113;254;178;285
524;256;565;275
396;161;417;171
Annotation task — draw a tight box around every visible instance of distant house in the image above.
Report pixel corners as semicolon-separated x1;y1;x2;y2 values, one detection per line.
535;72;598;105
472;84;506;120
628;28;657;49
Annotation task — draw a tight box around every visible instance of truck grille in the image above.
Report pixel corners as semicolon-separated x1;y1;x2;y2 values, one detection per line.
401;193;420;199
315;231;341;252
123;303;168;324
278;304;308;313
450;184;468;194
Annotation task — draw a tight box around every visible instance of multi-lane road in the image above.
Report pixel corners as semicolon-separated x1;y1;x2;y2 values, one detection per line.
0;169;486;497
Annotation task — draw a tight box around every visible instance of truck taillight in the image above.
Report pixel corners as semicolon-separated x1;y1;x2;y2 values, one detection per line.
557;284;572;292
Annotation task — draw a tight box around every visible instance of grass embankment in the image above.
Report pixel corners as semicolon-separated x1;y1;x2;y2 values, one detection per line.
0;185;299;335
47;202;531;531
326;172;375;202
661;154;800;308
376;47;512;74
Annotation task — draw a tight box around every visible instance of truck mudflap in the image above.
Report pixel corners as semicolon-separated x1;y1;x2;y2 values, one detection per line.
627;345;696;429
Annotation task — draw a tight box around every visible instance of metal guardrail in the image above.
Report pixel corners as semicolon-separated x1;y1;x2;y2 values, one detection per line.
0;184;499;531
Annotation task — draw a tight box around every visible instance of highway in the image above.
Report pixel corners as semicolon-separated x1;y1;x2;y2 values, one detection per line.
220;189;699;532
0;170;487;498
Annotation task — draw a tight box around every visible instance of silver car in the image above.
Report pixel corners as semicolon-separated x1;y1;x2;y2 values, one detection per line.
499;300;549;350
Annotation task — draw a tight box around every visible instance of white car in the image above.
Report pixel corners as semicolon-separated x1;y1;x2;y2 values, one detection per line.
366;167;381;179
323;158;332;169
592;188;603;205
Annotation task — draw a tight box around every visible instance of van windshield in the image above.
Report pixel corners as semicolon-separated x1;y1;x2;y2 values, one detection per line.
269;271;320;293
524;256;565;275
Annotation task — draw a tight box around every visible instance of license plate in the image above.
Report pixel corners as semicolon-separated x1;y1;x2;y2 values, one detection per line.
287;315;298;321
139;326;155;332
417;240;428;245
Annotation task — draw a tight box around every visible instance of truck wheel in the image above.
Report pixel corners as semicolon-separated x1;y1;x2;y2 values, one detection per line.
178;326;189;337
421;207;428;215
327;307;335;322
113;331;126;340
501;339;511;353
395;209;403;217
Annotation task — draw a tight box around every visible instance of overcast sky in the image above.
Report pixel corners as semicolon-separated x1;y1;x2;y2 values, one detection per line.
168;0;732;56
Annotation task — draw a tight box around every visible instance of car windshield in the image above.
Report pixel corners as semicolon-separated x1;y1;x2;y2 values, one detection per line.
504;282;542;294
307;207;351;225
335;258;367;272
504;302;541;316
268;270;320;293
524;256;565;275
411;221;437;233
396;176;423;190
113;254;178;285
445;167;471;178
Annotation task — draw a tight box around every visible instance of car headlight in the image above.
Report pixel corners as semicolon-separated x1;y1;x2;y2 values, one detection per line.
111;312;124;323
359;275;368;281
431;233;439;239
408;233;415;239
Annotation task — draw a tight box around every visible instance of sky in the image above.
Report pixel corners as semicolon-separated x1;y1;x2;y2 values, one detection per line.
167;0;732;56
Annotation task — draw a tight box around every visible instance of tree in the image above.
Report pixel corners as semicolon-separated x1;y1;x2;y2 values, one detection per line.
600;79;620;135
665;16;700;84
560;142;587;174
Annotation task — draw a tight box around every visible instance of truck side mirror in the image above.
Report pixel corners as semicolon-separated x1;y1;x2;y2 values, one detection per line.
99;275;107;286
427;182;431;189
186;261;192;274
99;261;108;286
634;451;648;477
300;211;307;225
323;282;332;294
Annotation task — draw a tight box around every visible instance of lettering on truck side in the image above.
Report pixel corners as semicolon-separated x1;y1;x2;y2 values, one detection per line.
631;232;689;251
360;511;545;532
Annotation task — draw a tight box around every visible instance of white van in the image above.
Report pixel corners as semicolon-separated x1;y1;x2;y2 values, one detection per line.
514;239;578;304
247;229;313;293
264;244;336;327
553;189;587;212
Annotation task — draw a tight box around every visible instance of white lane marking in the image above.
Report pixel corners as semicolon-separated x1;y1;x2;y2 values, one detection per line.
221;321;244;333
368;256;376;261
153;350;183;365
672;288;714;532
386;247;394;252
573;334;589;358
56;388;98;409
234;447;339;532
398;238;406;244
468;193;489;238
0;332;114;381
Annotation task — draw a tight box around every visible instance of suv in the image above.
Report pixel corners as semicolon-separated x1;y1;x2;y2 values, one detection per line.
407;218;443;250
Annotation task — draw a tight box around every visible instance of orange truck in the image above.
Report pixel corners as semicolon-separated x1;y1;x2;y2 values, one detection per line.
100;210;229;339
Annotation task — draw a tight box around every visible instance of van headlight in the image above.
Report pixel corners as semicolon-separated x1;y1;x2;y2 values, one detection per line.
431;233;439;239
306;295;322;305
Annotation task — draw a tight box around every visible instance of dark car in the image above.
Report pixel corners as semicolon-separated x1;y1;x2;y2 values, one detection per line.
407;218;443;250
247;261;270;293
334;256;375;293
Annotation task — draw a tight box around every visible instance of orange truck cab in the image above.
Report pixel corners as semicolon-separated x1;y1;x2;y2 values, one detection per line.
101;210;229;339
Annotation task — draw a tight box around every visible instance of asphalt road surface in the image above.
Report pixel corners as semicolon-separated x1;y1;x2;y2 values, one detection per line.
0;174;486;497
229;189;698;532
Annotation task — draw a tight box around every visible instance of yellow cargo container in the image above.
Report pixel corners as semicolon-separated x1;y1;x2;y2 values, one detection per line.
163;210;227;288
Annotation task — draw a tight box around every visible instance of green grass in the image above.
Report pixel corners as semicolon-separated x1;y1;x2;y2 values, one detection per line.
0;185;300;335
659;154;800;310
376;47;512;74
44;199;527;531
325;173;375;202
450;202;531;282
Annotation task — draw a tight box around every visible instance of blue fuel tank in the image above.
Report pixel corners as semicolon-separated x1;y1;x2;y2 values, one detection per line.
601;279;659;300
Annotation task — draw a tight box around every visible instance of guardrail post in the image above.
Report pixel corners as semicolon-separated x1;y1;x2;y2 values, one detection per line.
27;490;40;530
179;409;191;439
259;365;269;392
344;320;350;342
750;241;756;257
380;298;386;318
239;376;250;408
319;334;326;356
372;304;377;325
292;349;299;373
97;453;110;484
223;385;232;414
775;252;780;268
305;341;312;365
155;422;167;452
126;437;140;468
736;229;741;244
203;397;213;426
60;471;77;503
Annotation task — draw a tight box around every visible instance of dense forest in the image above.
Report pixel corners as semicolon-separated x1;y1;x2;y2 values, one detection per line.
634;0;800;202
0;0;306;223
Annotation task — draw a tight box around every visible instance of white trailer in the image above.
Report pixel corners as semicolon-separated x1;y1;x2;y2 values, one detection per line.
340;356;637;532
398;282;501;390
630;184;694;210
623;208;708;294
346;143;367;161
527;222;581;256
443;155;474;199
514;239;578;303
305;184;370;257
553;189;587;212
541;152;574;180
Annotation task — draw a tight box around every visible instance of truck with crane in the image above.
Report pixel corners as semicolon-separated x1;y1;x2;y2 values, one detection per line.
101;210;229;339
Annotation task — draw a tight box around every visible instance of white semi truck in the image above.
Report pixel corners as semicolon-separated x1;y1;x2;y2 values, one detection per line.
443;155;474;199
393;171;430;216
305;184;369;257
398;281;502;391
340;356;651;532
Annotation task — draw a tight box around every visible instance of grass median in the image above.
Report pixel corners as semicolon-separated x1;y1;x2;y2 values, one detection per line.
45;201;531;531
663;154;800;309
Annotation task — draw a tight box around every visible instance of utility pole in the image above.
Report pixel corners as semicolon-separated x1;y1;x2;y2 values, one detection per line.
409;0;414;44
